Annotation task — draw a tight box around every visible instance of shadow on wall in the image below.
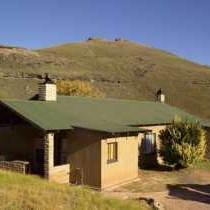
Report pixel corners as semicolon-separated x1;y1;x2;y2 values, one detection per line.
138;139;158;170
138;138;176;171
167;184;210;204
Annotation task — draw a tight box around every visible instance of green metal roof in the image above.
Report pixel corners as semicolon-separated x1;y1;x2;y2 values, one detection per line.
1;96;209;132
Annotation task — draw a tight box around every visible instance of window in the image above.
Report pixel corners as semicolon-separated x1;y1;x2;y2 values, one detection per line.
54;132;68;166
54;138;68;166
143;133;156;154
107;142;118;163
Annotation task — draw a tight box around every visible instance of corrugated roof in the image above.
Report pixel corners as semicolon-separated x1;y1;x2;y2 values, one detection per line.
1;96;209;132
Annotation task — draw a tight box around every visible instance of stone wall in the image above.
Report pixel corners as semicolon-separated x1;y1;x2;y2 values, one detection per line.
0;160;30;174
43;133;54;179
39;84;57;101
43;132;70;183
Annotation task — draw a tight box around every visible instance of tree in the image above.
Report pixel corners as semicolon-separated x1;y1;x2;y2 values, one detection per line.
57;80;105;98
159;118;206;168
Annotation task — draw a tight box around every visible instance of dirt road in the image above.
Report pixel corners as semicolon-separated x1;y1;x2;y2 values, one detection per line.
104;184;210;210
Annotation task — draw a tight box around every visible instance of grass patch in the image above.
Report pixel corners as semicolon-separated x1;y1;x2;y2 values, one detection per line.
193;159;210;170
0;170;151;210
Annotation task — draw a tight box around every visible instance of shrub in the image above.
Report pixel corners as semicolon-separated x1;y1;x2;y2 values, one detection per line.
57;80;105;98
159;118;206;168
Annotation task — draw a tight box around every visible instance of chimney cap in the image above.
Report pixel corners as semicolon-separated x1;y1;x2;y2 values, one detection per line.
42;73;55;85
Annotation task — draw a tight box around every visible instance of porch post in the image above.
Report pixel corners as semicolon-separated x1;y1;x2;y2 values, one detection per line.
44;132;54;179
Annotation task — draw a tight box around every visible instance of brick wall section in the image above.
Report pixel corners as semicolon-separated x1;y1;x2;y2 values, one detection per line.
39;84;57;101
0;161;30;174
43;132;54;179
43;132;70;183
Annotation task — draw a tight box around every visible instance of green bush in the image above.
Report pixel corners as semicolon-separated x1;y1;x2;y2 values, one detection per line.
159;118;206;168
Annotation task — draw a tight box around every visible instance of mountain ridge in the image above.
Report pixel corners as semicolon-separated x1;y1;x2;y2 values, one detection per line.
0;39;210;118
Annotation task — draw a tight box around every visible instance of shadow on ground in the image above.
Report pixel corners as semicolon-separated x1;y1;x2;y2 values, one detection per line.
167;184;210;204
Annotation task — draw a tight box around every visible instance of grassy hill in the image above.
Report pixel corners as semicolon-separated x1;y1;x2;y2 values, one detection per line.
0;38;210;118
0;170;150;210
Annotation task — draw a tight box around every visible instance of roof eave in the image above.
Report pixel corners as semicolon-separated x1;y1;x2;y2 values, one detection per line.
0;100;47;131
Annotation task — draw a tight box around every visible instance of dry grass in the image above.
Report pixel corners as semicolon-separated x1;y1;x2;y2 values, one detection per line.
57;80;105;98
0;170;151;210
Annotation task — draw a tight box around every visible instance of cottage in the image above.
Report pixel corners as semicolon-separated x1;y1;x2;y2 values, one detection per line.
0;77;209;190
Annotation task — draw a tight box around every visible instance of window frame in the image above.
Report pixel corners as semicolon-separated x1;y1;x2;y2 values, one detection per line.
142;132;156;154
107;142;118;163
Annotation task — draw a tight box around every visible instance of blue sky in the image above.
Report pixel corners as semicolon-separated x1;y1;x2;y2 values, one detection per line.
0;0;210;65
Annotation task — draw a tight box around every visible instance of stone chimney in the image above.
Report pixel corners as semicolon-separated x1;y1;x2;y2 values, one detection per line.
39;74;57;101
156;88;165;103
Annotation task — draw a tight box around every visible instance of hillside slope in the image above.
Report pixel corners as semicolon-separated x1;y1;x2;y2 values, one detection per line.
0;39;210;118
